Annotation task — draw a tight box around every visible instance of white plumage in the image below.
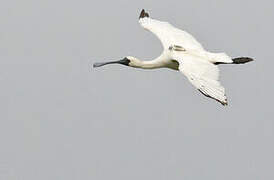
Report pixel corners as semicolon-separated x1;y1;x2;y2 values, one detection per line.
139;17;204;50
94;9;253;106
174;53;227;105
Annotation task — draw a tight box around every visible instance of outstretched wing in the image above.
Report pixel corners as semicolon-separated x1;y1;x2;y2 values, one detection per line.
172;52;228;105
139;9;204;50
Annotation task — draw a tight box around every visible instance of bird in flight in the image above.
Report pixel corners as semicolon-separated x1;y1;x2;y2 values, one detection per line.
94;9;253;105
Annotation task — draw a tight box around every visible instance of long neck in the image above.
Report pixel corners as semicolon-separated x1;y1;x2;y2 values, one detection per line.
131;54;168;69
135;60;164;69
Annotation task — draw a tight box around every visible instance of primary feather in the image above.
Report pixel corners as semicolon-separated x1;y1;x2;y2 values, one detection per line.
172;52;228;105
139;17;204;50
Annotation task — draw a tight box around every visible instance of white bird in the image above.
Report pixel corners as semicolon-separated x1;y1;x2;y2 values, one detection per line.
94;9;253;105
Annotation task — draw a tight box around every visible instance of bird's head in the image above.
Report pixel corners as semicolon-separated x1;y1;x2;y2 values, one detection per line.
93;56;140;68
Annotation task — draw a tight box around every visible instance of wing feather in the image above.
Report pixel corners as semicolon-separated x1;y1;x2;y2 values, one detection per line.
173;53;228;105
138;10;233;64
139;10;204;50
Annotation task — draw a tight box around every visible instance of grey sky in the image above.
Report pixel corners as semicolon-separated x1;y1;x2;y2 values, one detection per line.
0;0;273;179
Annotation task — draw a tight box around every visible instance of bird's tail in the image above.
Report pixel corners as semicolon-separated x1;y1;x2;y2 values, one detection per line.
214;57;254;65
232;57;254;64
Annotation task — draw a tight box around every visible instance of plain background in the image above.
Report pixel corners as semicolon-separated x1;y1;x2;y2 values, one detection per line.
0;0;273;179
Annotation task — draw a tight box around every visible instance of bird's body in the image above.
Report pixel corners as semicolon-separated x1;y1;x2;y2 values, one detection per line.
94;9;253;105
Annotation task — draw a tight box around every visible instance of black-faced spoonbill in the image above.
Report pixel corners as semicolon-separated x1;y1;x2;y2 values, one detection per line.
94;9;253;106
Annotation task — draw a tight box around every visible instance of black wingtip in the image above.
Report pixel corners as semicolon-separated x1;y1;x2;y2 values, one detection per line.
198;89;228;106
139;9;149;19
221;100;228;106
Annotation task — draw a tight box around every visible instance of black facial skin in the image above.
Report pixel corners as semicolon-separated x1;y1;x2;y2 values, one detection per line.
93;57;130;68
